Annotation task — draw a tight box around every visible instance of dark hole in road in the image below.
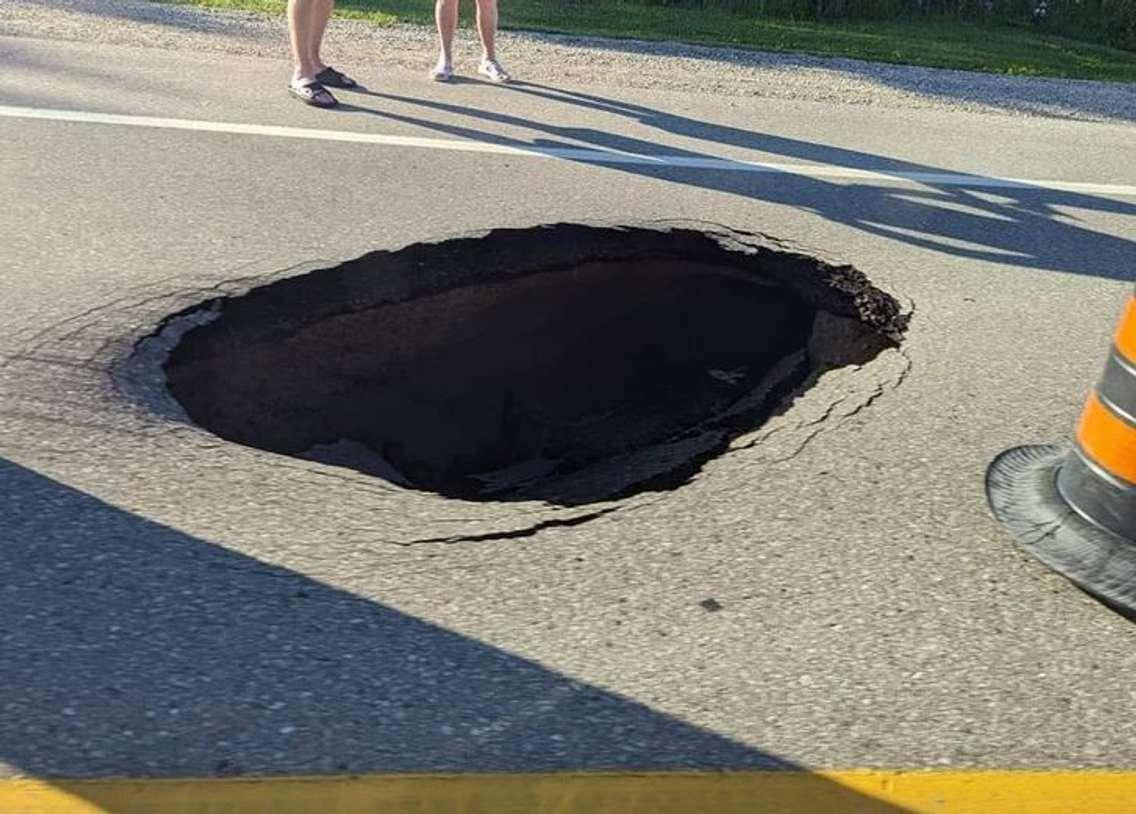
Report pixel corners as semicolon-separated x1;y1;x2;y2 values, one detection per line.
164;223;906;506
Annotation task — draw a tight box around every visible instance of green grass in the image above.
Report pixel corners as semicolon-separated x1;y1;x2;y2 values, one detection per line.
170;0;1136;82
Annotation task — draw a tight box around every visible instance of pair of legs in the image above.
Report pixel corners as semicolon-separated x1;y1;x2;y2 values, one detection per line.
433;0;509;81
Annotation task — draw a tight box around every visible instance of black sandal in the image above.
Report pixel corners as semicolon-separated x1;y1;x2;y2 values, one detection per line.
289;80;338;109
315;66;358;89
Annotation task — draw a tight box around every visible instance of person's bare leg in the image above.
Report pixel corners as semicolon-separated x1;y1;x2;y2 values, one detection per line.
433;0;458;78
288;0;319;82
474;0;497;62
287;0;336;105
308;0;334;73
475;0;509;81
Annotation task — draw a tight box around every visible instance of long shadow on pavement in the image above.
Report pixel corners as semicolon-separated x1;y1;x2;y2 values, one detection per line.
344;84;1136;282
0;457;910;811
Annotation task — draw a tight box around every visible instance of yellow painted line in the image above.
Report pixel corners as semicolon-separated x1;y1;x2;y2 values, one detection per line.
3;770;1136;813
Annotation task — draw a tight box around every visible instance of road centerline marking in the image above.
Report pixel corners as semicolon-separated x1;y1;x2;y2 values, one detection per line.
3;103;1135;197
6;770;1136;814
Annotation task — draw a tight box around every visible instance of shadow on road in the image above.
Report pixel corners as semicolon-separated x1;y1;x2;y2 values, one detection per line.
0;457;910;811
343;83;1136;282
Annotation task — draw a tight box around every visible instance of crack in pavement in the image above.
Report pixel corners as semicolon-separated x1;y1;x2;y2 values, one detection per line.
393;506;623;546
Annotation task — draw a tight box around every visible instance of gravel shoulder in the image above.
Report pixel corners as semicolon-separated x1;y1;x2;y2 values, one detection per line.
3;0;1136;122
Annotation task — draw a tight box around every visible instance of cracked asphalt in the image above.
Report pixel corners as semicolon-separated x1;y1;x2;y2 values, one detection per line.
2;2;1136;781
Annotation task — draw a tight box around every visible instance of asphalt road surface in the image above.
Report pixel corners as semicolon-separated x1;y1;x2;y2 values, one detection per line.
2;3;1136;785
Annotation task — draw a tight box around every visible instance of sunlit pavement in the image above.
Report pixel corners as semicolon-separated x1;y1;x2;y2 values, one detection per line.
2;25;1136;812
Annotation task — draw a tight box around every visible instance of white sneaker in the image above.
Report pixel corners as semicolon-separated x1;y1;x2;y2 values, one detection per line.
478;57;510;83
430;60;453;82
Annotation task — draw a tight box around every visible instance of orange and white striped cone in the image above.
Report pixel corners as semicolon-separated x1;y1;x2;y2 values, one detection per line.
987;286;1136;611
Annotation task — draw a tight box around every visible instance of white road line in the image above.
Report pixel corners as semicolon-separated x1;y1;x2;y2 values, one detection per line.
3;103;1136;197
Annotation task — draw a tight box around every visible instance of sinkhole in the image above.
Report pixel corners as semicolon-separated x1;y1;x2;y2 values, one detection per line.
164;223;907;506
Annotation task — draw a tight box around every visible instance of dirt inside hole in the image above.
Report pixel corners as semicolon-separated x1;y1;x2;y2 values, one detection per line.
164;224;906;506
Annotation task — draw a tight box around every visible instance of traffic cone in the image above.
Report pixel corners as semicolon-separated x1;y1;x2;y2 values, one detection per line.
987;285;1136;611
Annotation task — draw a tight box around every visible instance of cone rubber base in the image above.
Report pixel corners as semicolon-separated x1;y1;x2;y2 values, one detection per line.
986;444;1136;616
